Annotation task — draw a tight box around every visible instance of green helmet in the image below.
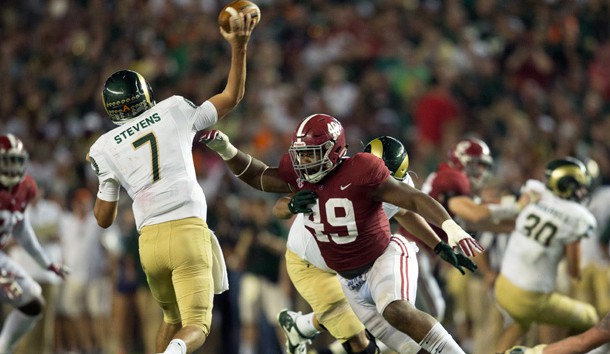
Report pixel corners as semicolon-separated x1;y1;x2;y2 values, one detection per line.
102;70;156;125
544;156;590;201
363;136;409;181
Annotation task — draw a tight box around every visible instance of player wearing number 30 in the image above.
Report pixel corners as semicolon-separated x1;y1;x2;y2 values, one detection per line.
201;114;483;354
494;157;599;352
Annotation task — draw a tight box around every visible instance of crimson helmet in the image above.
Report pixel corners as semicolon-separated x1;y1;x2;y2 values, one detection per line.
448;137;493;190
0;134;29;188
289;114;347;183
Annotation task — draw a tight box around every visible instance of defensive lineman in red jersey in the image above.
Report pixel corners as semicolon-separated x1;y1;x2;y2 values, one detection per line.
276;152;392;273
0;134;68;353
201;114;483;354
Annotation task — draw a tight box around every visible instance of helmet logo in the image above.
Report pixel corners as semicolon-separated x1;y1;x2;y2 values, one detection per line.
123;104;131;112
327;121;341;140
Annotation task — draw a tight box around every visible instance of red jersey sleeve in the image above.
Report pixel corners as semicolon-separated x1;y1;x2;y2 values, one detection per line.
277;153;300;190
22;175;38;205
346;153;390;188
428;164;471;201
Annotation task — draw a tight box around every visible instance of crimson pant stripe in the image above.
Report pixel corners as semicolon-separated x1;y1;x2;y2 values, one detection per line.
390;237;410;301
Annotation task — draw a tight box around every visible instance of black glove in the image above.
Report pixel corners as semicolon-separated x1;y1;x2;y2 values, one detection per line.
288;190;318;214
434;242;477;275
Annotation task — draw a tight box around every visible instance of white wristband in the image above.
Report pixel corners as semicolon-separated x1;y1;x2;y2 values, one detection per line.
218;143;238;160
441;219;461;233
488;203;520;222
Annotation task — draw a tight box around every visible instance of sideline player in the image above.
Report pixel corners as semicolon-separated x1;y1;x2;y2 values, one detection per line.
87;12;257;354
0;133;68;353
201;114;484;354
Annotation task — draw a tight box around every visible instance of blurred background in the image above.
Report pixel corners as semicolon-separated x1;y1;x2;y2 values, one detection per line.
1;0;610;354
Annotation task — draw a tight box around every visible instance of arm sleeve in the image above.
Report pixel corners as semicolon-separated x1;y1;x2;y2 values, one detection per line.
13;216;51;269
173;96;218;132
277;154;299;190
89;140;121;202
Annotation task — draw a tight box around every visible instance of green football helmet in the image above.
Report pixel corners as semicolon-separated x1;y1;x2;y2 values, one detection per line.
363;136;409;181
102;70;156;125
544;156;590;201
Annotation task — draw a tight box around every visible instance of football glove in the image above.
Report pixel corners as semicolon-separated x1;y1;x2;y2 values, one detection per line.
47;263;70;279
0;270;23;300
434;242;477;275
441;220;485;257
503;345;547;354
199;130;238;160
288;190;318;214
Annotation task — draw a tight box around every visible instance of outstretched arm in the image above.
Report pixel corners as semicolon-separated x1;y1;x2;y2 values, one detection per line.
200;130;292;193
393;210;442;250
393;210;477;274
374;177;484;257
13;217;68;278
208;13;259;119
503;311;610;353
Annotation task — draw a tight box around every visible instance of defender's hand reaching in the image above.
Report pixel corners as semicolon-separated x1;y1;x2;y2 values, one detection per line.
199;130;238;160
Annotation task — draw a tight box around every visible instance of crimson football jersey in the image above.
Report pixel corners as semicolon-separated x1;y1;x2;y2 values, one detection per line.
0;175;37;244
402;162;472;243
422;163;471;209
278;152;391;272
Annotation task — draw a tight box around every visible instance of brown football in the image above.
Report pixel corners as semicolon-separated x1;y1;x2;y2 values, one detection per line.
218;1;261;32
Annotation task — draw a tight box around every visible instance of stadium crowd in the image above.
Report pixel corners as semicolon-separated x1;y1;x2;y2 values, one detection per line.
1;0;610;353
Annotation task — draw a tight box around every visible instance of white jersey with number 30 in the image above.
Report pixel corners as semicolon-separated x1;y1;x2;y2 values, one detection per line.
89;96;217;230
500;179;597;293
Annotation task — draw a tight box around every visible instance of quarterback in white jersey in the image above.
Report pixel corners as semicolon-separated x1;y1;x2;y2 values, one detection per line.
89;96;215;230
494;157;599;352
88;12;257;354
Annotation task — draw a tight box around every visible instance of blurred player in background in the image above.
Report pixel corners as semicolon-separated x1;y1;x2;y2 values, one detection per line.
87;12;258;354
419;137;530;351
0;133;68;353
494;157;599;352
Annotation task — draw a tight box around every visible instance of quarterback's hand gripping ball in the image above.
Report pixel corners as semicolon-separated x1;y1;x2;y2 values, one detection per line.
218;0;261;33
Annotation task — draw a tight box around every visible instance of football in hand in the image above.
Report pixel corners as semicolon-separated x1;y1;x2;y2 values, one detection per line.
218;0;261;32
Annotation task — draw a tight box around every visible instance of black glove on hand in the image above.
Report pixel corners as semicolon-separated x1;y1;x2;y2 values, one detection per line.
288;190;318;214
434;242;477;275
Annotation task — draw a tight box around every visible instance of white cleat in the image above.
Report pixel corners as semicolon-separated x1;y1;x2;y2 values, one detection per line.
277;309;314;354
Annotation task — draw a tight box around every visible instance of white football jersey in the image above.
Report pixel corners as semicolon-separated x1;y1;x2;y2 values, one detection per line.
500;179;597;293
287;174;414;272
89;96;217;230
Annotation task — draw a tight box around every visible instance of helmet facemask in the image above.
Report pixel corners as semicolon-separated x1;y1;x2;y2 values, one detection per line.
464;159;492;191
0;144;28;188
289;140;337;183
